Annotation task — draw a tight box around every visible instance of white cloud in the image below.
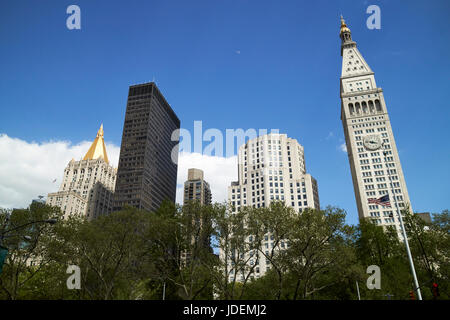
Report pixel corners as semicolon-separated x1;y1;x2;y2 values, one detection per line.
0;134;120;209
176;152;237;204
0;135;238;209
339;143;347;153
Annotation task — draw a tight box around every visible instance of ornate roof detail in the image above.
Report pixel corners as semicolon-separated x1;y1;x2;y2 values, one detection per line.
83;124;109;164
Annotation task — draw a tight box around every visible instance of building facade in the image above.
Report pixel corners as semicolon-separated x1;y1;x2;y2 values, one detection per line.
47;125;116;219
181;168;213;265
113;82;180;212
224;133;320;280
183;168;212;205
339;17;412;232
228;133;319;214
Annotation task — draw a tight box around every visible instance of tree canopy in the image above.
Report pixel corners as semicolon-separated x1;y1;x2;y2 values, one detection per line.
0;201;448;300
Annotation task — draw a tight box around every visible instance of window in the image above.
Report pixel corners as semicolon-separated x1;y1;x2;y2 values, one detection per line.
375;100;382;112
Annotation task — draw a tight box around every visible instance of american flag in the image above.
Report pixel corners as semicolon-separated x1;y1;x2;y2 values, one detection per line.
368;194;391;207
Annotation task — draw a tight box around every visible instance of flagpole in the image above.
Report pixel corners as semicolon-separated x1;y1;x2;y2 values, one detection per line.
356;281;361;300
382;143;422;300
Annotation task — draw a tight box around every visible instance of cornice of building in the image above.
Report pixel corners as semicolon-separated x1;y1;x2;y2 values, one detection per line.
341;87;383;99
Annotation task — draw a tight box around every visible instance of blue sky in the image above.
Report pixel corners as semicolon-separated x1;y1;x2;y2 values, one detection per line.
1;0;449;226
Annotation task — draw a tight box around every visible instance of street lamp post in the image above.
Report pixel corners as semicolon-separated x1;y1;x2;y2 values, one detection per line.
382;144;422;300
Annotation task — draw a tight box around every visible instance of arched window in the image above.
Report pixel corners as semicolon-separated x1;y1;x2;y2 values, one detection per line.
349;103;354;115
355;102;361;114
362;101;368;114
368;100;375;113
375;99;382;112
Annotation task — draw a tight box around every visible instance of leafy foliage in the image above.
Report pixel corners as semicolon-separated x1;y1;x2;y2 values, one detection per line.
0;201;448;300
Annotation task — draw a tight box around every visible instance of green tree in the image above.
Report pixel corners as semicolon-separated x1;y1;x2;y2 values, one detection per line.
209;203;261;299
246;201;296;299
403;209;450;299
355;217;414;300
143;200;215;300
0;202;61;300
284;206;357;300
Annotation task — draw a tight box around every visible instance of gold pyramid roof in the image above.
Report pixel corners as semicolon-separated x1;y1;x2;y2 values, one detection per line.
83;124;109;164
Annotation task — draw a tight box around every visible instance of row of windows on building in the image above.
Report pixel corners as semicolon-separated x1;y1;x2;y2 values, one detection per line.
348;100;382;115
362;169;397;177
369;210;396;216
232;178;305;192
351;115;384;123
232;197;310;211
244;162;303;172
354;127;387;135
244;142;302;155
358;148;392;157
359;156;394;164
243;155;301;165
362;170;398;180
353;122;387;130
232;181;307;194
68;169;113;179
364;180;400;190
245;148;301;158
361;163;395;171
366;182;401;197
359;157;394;165
246;138;289;147
365;181;399;192
347;92;378;102
372;218;397;225
355;133;389;143
346;65;366;72
348;79;370;88
370;202;405;219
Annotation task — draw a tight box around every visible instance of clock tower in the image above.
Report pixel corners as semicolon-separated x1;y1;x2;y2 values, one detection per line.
339;16;412;232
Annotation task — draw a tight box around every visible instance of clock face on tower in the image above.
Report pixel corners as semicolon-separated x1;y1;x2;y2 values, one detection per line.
363;134;382;150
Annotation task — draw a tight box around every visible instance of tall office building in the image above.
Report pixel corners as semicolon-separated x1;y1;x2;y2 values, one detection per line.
181;168;213;265
113;82;180;212
228;133;319;214
339;17;412;233
47;125;116;219
183;168;212;205
225;133;320;280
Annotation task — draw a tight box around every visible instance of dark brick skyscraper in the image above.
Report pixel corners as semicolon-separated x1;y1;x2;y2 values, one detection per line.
113;82;180;212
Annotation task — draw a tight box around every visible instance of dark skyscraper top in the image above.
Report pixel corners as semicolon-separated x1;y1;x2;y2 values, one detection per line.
113;82;180;212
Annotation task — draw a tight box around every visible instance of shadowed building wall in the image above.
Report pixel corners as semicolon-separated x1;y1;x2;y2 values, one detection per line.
113;82;180;212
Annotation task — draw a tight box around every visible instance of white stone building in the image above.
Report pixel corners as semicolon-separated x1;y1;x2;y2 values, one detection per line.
46;125;117;220
339;17;412;235
224;133;320;281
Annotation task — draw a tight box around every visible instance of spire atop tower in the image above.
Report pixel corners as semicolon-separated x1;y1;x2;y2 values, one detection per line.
83;124;110;164
97;123;104;137
340;15;350;34
340;15;353;42
339;15;372;77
